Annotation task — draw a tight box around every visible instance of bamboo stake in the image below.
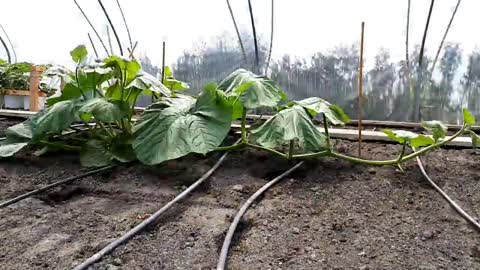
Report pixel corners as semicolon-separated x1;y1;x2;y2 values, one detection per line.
115;0;133;49
430;0;461;74
73;0;110;56
97;0;123;56
247;0;260;73
161;41;166;84
358;22;365;157
414;0;435;122
226;0;247;64
127;41;138;59
265;0;275;75
106;25;114;55
87;33;99;58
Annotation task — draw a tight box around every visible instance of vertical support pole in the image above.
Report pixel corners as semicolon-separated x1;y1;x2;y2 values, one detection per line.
161;41;166;84
358;22;365;157
29;65;43;111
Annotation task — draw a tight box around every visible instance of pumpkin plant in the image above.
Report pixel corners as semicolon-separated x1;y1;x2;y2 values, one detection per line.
0;46;474;167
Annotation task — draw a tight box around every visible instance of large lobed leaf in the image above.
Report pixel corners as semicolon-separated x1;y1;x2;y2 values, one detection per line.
251;105;327;151
422;120;447;142
383;129;435;148
133;86;232;165
0;122;34;157
126;72;171;97
79;98;130;122
30;100;81;138
71;45;88;63
293;97;350;125
218;69;286;109
163;66;189;91
463;108;475;126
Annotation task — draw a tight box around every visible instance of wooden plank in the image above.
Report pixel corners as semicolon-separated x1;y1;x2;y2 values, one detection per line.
231;124;472;148
0;109;37;118
1;110;473;147
3;89;46;97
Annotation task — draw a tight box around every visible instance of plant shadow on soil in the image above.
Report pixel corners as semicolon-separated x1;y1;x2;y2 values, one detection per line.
1;133;480;269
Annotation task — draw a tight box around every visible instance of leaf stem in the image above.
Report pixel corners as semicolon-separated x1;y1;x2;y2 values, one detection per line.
39;140;82;152
288;140;294;159
291;150;330;159
246;142;286;159
241;110;248;143
330;124;464;165
397;141;407;161
323;114;331;150
215;142;245;152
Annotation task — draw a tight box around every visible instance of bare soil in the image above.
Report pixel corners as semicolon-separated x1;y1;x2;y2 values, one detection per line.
1;122;480;269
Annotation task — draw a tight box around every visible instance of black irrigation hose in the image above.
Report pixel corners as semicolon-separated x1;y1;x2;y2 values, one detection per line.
0;165;117;209
73;149;235;270
415;154;480;231
217;161;304;270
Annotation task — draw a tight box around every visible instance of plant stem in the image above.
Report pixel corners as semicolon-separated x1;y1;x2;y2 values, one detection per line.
241;110;248;143
75;66;87;99
323;114;331;150
246;142;286;159
96;120;114;138
215;142;245;152
291;150;330;159
39;140;82;152
397;141;407;161
288;140;294;159
331;125;464;165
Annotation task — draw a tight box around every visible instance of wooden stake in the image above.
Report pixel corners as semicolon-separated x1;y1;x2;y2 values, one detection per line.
29;65;43;111
358;22;365;157
161;41;166;84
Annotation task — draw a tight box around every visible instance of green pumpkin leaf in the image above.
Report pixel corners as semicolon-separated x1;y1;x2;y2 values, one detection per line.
79;98;130;122
294;97;350;125
383;129;435;148
0;141;28;157
251;105;327;151
70;45;88;63
104;56;141;85
422;120;448;142
469;131;480;149
463;108;475;126
126;72;171;97
133;87;232;165
30;100;81;138
80;139;114;167
218;69;286;109
163;66;189;91
6;122;33;140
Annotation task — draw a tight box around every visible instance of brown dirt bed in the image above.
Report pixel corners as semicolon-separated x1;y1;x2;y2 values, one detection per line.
1;124;480;269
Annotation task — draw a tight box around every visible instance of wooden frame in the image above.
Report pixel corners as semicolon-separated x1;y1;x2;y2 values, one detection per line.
1;65;45;111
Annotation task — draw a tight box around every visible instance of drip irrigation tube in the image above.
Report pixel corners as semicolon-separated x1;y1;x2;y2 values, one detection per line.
415;154;480;231
217;161;304;270
0;165;117;209
73;149;235;270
